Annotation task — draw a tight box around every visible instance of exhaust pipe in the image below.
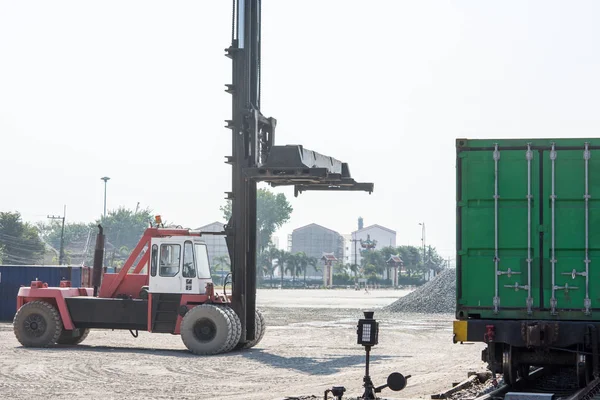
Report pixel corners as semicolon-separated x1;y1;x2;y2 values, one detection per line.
92;225;105;296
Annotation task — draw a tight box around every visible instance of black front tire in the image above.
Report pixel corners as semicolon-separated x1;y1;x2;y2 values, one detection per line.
180;304;233;355
13;301;63;347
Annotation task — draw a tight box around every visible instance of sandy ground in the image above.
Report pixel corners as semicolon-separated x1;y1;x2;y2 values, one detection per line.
0;288;486;400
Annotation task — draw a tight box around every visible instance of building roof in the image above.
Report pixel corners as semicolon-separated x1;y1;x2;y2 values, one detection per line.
196;221;226;231
352;224;396;235
321;252;338;261
386;255;403;264
292;223;340;236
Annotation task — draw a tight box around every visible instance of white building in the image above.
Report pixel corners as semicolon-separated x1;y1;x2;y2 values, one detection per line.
341;234;352;265
350;224;396;266
196;221;229;267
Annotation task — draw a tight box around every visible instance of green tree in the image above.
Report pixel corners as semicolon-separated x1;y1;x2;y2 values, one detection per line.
294;252;309;287
276;249;292;288
97;207;155;254
258;246;279;287
0;211;45;265
397;245;423;278
38;221;95;264
220;188;293;252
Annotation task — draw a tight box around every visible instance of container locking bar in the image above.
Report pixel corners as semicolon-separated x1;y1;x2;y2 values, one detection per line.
526;144;534;314
583;142;592;315
493;144;501;313
550;143;558;315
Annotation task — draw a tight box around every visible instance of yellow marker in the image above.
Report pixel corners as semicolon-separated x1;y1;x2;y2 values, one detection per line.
453;320;467;343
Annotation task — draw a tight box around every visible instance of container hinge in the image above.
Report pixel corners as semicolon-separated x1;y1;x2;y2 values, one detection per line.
550;297;558;316
497;268;521;278
504;282;529;292
493;296;500;314
584;298;592;316
561;269;587;279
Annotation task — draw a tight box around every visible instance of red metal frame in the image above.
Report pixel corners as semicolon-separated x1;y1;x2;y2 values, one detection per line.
17;287;93;330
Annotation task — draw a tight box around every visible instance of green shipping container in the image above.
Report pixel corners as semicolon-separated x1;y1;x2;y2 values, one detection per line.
456;138;600;320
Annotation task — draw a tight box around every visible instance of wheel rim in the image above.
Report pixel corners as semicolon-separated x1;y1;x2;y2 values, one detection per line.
24;313;47;338
193;318;217;342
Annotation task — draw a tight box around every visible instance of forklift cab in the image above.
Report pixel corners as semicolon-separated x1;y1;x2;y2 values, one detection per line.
148;237;213;294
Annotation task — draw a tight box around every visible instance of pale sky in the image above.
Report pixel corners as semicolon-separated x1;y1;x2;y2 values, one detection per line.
1;1;599;262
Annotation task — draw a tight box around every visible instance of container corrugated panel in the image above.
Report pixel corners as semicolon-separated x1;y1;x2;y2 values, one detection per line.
456;138;600;320
0;265;82;321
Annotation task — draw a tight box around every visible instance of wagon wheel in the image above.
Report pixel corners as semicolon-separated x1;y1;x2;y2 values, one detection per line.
502;345;518;385
13;301;63;347
180;304;233;355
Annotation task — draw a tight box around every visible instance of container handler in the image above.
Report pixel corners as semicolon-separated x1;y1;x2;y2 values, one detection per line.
12;0;373;355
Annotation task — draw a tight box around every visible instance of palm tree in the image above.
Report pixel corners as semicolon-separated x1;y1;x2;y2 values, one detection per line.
307;256;319;285
276;250;291;288
263;246;280;287
285;253;298;284
347;263;359;281
294;252;308;287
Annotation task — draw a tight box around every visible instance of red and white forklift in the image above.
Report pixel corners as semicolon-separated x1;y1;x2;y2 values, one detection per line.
12;0;372;355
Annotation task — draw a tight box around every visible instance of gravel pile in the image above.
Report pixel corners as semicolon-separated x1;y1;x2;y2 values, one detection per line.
384;268;456;313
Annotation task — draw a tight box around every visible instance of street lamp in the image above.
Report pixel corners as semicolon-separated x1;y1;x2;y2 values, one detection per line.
101;177;110;219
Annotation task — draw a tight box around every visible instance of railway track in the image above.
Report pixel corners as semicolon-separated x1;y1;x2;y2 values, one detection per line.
468;369;600;400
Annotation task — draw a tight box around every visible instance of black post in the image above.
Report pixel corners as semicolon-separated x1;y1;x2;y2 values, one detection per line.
47;205;67;265
361;346;375;399
58;207;66;265
92;225;105;297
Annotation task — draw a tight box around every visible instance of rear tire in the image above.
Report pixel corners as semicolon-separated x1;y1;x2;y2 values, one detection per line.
56;328;90;345
180;304;233;355
13;301;63;347
235;308;266;350
219;306;242;353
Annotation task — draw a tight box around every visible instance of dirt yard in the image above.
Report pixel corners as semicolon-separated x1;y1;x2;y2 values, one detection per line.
0;289;486;400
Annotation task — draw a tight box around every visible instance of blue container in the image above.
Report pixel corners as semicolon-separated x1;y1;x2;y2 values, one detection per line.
0;265;82;321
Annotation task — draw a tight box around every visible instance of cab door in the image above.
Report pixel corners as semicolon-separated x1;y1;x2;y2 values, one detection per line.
194;241;213;294
149;239;183;294
181;241;200;294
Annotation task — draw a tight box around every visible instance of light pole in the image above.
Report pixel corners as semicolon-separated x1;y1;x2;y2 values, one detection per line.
101;177;110;219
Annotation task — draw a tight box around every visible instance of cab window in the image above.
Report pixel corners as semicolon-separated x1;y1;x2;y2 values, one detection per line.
182;241;197;278
150;244;158;277
159;244;181;277
194;244;211;279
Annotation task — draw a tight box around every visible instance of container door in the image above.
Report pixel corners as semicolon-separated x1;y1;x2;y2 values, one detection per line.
458;143;541;317
542;143;600;316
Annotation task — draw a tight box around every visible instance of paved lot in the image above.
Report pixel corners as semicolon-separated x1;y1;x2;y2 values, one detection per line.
0;288;485;400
